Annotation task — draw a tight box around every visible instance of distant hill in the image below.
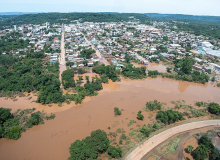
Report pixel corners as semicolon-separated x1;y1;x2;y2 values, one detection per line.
145;13;220;22
0;12;40;15
0;12;150;27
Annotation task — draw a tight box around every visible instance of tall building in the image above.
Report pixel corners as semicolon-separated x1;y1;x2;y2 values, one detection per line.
14;25;17;31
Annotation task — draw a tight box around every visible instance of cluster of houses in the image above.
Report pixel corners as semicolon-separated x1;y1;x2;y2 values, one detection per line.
62;21;220;78
0;22;62;60
64;26;99;68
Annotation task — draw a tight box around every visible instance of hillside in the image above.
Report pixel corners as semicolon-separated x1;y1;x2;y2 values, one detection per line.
145;13;220;22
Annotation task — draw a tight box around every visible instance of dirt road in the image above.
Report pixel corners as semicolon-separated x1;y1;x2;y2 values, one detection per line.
125;120;220;160
59;25;66;66
59;25;66;89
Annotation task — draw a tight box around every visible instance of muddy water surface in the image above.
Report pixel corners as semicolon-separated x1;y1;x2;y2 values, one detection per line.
132;62;167;73
0;77;220;160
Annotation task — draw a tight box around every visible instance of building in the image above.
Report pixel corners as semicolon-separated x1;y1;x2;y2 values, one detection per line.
206;49;220;59
169;44;181;48
200;41;213;48
159;53;175;59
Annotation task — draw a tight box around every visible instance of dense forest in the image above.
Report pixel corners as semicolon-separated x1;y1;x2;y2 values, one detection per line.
145;13;220;22
0;54;64;104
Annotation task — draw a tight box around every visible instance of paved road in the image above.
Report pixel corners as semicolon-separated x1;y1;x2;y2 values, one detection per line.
125;120;220;160
83;34;109;65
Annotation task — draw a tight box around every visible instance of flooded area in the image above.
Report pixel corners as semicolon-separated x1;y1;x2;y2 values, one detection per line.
132;62;167;73
0;76;220;160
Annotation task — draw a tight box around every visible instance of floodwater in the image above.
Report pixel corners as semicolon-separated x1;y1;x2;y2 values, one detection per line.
0;76;220;160
132;62;167;73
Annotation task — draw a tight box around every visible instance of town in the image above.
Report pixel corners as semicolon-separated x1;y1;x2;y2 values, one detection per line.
1;17;220;83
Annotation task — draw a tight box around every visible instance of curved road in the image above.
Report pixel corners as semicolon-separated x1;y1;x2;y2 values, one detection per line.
125;120;220;160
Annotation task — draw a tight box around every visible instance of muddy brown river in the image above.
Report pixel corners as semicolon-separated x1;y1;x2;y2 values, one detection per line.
0;76;220;160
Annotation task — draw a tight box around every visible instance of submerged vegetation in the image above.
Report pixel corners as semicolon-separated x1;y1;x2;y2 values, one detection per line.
0;107;55;140
114;107;122;116
145;100;162;111
92;64;119;82
121;64;147;79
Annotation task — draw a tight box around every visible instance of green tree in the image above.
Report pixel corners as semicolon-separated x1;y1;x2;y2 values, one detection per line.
208;102;220;115
137;111;144;120
114;107;122;116
163;36;169;41
193;144;209;160
0;108;12;124
107;145;122;158
156;110;184;124
68;129;110;160
28;111;43;125
181;56;193;74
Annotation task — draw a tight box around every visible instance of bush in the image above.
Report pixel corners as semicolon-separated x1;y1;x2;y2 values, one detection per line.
116;128;122;133
187;145;193;153
145;100;162;111
195;101;205;107
156;110;184;124
114;107;122;116
107;145;122;158
208;102;220;115
139;126;151;137
28;111;43;125
152;123;160;129
148;70;159;78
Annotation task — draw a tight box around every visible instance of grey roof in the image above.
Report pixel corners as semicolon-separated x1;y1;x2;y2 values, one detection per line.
206;49;220;57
